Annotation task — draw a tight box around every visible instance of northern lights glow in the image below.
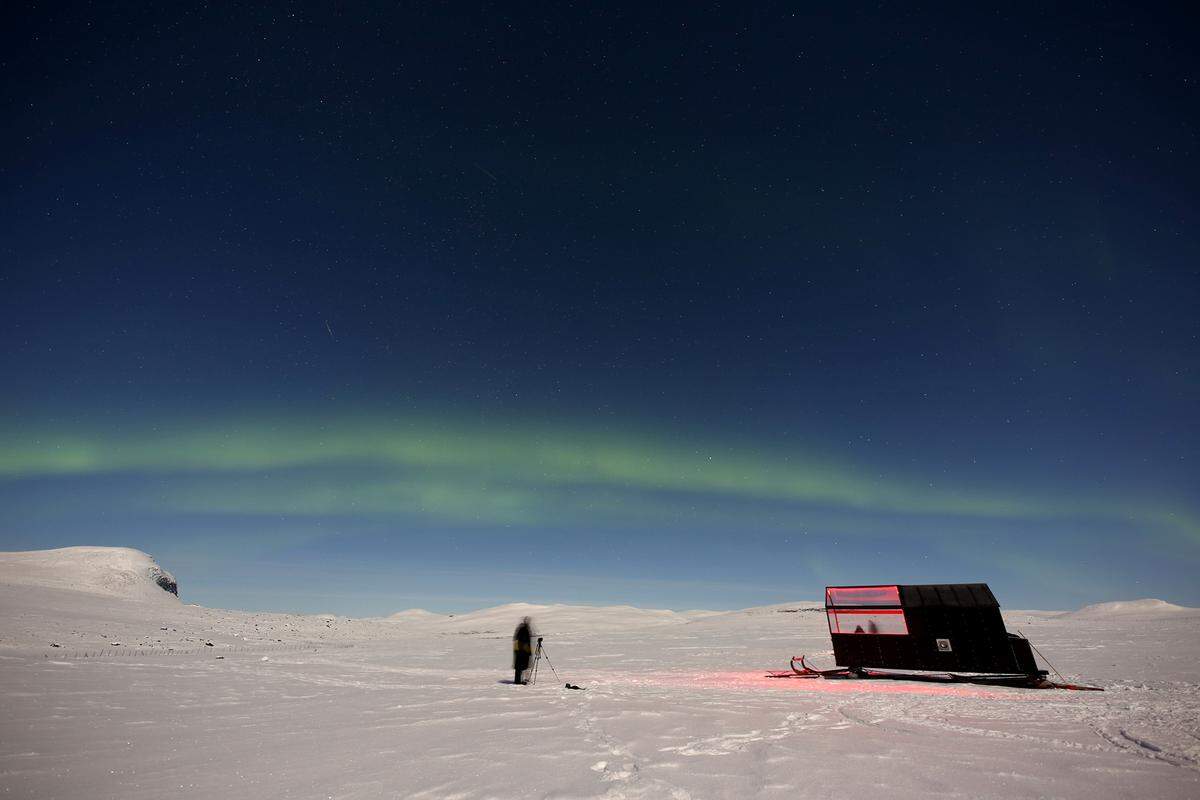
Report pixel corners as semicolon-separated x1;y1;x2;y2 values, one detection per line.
2;414;1195;545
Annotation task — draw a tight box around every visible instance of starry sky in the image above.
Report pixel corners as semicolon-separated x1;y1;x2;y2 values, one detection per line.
1;3;1197;615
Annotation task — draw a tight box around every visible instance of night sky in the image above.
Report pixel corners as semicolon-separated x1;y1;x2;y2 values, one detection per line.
2;3;1197;614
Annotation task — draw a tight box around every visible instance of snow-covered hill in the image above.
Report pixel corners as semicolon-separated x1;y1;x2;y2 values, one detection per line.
0;546;178;602
1066;598;1196;618
387;608;447;621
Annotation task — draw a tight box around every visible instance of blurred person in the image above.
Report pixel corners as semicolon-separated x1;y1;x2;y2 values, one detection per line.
513;616;534;684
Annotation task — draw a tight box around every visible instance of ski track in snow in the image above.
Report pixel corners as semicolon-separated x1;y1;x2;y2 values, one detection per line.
1;567;1199;798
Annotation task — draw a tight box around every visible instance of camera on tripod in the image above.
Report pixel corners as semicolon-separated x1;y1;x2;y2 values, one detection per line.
527;634;584;690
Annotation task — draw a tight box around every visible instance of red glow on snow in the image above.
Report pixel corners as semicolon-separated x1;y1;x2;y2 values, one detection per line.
825;585;901;607
644;671;1017;699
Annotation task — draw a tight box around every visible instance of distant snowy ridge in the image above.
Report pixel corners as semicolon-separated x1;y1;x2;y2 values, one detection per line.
0;546;179;602
1066;598;1196;617
388;608;447;621
387;601;717;634
385;601;819;634
448;602;691;633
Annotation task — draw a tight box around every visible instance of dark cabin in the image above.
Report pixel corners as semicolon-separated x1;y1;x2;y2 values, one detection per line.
825;584;1042;675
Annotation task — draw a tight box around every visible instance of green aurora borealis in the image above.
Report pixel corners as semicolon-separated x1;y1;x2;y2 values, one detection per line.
4;413;1195;545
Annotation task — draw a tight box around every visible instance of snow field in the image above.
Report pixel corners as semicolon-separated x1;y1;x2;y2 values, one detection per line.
1;549;1198;798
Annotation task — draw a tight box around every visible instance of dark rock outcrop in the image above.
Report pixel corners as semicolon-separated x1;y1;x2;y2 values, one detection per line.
149;567;178;597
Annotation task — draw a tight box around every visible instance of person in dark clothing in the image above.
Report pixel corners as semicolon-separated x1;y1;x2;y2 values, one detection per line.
513;617;534;684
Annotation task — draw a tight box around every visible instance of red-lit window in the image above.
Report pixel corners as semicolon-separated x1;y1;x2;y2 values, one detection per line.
827;608;909;635
825;585;901;607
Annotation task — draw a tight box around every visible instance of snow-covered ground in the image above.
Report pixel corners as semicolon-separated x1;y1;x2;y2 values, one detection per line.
1;548;1197;799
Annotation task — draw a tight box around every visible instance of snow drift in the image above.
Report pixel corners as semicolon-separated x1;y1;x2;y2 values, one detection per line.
0;546;178;602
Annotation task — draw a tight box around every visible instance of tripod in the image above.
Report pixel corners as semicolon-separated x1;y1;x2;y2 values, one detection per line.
529;637;561;685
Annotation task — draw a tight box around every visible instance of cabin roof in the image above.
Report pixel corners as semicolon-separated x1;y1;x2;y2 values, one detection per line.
826;583;999;609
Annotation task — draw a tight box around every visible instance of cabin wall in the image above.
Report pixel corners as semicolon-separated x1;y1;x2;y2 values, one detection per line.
826;583;1037;674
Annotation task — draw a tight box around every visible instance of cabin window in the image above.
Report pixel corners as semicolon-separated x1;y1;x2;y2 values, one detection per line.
825;585;901;607
827;608;909;635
